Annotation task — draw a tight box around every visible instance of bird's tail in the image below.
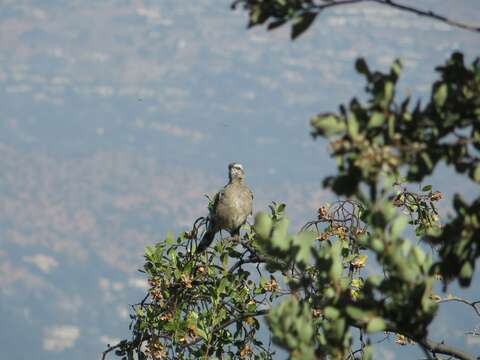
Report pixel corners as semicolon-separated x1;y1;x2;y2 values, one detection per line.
196;229;215;254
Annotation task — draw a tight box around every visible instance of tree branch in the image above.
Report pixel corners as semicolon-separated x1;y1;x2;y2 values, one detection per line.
417;337;476;360
436;296;480;318
101;342;123;360
302;0;480;33
370;0;480;33
310;0;367;11
182;309;269;347
385;325;477;360
228;255;267;274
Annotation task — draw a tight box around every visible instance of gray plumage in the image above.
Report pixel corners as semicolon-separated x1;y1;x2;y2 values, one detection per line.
196;163;253;253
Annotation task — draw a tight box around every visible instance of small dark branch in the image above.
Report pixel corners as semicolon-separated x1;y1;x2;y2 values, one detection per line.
370;0;480;33
239;240;258;254
465;329;480;336
102;330;170;359
385;326;477;360
344;347;363;360
182;309;269;347
419;342;434;360
418;337;476;360
233;0;367;12
230;241;271;272
344;333;389;360
229;255;267;274
436;296;480;318
310;0;367;11
101;342;123;360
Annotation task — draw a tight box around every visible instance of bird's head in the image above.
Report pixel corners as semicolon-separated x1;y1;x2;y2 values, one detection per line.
228;162;245;182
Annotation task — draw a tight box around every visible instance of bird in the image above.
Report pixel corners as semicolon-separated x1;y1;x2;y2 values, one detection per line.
196;163;253;253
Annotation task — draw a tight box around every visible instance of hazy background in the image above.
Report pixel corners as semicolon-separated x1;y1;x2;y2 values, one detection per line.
0;0;479;359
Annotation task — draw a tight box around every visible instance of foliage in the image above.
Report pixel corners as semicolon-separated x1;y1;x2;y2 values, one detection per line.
104;2;480;359
231;0;480;39
104;53;480;360
311;53;480;289
106;227;278;360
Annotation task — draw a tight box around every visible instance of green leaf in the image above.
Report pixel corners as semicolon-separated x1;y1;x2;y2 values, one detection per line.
218;277;228;295
421;152;433;171
345;306;367;322
145;245;154;259
347;114;359;139
388;114;395;138
368;111;385;128
323;306;340;320
298;319;313;342
329;258;343;282
310;113;346;136
459;261;473;285
391;215;408;238
422;185;432;191
249;4;268;26
293;231;315;264
355;58;370;76
331;318;346;340
472;164;480;183
187;311;198;323
134;305;144;317
366;317;385;333
254;212;273;239
329;241;344;281
412;246;426;265
433;83;448;108
271;218;290;250
267;19;287;31
390;59;402;80
384;81;394;103
366;275;382;287
291;12;317;40
167;247;177;264
196;327;208;341
371;238;384;252
166;231;174;246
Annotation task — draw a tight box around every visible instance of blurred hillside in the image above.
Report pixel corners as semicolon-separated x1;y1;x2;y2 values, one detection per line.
0;0;479;359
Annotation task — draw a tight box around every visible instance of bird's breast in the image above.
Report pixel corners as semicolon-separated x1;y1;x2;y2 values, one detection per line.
214;185;252;232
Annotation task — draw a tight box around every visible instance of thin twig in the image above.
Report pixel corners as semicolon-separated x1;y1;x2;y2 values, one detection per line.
306;0;480;33
228;255;267;274
101;342;123;360
436;296;480;318
243;0;480;34
385;325;477;360
181;309;269;347
418;337;476;360
308;0;367;11
370;0;480;33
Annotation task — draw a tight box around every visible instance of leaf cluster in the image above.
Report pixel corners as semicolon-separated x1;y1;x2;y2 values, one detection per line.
105;55;480;360
310;53;480;290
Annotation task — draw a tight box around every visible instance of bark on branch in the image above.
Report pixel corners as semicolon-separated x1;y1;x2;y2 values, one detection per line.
417;337;477;360
385;325;477;360
306;0;480;33
371;0;480;33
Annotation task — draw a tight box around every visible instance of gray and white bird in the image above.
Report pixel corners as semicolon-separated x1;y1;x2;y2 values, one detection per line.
196;163;253;253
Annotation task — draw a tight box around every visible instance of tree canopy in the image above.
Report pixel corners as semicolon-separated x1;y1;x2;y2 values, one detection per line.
104;2;480;359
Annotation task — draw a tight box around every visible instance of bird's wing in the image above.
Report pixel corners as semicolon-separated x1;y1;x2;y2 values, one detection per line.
209;187;225;216
247;187;254;214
